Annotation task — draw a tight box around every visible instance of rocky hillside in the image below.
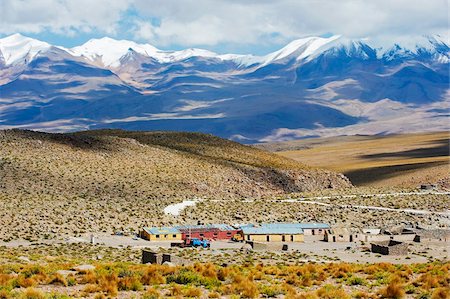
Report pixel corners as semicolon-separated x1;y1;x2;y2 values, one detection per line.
0;129;351;200
0;129;351;241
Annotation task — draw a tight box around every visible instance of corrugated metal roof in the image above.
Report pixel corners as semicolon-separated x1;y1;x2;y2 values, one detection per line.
240;223;304;235
143;227;180;235
175;224;236;231
297;223;330;229
240;222;329;232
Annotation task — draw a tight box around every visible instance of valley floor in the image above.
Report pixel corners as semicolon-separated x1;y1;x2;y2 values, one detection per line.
259;131;450;188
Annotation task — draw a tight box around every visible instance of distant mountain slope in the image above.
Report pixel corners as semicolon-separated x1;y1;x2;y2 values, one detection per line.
257;131;450;188
0;129;351;201
0;34;448;142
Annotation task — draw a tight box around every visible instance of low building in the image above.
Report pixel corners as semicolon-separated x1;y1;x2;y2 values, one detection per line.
142;250;189;265
298;223;330;236
324;227;362;242
176;224;241;241
240;223;304;242
140;227;182;241
362;228;381;235
371;240;409;255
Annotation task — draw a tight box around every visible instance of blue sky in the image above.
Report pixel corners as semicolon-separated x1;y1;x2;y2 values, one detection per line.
0;0;448;55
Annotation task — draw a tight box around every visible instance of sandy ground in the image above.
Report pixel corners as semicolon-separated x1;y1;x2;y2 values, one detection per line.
2;234;446;265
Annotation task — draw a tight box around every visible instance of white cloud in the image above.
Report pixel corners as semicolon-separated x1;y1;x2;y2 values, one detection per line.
0;0;132;35
1;0;448;50
130;0;449;48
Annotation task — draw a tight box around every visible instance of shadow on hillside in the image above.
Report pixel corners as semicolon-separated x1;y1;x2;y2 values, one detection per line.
13;129;310;193
359;138;449;160
5;129;113;151
118;132;310;193
345;160;448;186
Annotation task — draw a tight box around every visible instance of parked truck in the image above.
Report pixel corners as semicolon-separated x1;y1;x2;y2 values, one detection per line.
187;238;210;248
172;238;210;248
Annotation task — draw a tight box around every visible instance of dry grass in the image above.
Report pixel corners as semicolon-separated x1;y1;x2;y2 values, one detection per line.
264;131;450;187
0;129;350;241
0;260;447;298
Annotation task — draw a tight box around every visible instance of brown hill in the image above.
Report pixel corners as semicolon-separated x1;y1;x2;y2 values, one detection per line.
0;129;350;200
0;129;351;241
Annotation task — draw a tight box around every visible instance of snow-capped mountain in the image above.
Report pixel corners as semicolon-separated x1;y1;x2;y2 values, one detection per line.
69;37;219;67
0;33;52;66
0;33;448;142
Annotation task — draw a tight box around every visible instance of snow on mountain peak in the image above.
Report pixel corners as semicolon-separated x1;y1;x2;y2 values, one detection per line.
0;33;51;65
265;35;342;63
69;37;221;67
236;35;343;67
69;37;160;67
1;33;449;69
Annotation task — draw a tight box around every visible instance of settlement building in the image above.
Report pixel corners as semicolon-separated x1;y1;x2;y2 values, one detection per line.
324;227;362;242
298;223;330;235
176;224;241;241
240;223;305;242
140;227;182;241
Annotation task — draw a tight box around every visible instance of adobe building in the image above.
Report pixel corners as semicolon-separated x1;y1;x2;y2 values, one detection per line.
240;223;305;242
298;223;330;236
324;227;362;242
175;224;241;240
140;227;182;241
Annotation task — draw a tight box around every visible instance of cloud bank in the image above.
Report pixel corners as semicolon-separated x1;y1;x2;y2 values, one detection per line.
1;0;448;52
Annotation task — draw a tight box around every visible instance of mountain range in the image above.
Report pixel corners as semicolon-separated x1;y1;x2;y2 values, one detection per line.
0;33;448;143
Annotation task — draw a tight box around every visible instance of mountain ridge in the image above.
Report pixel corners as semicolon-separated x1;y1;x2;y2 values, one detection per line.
1;33;448;68
0;33;448;142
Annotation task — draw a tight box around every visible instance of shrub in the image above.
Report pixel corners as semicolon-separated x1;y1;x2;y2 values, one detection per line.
48;274;67;287
141;267;165;285
0;274;13;287
20;288;45;299
217;267;231;281
379;280;405;298
346;275;366;286
432;288;450;299
143;287;160;299
259;284;284;297
81;271;96;284
167;269;201;285
208;291;220;298
17;276;36;288
230;276;259;298
201;263;217;279
169;284;183;296
183;286;203;298
0;289;10;299
98;273;118;297
316;285;350;299
83;284;100;294
118;276;142;291
415;273;440;289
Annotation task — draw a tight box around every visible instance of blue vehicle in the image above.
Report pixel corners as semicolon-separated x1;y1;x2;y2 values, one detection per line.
185;238;210;248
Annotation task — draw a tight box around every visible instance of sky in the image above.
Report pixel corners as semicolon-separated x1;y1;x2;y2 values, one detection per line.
0;0;448;55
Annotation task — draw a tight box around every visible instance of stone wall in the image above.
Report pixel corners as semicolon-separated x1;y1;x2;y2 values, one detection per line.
370;240;409;255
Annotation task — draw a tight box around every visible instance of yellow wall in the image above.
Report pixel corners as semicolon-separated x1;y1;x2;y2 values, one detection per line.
245;234;304;242
141;230;182;241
